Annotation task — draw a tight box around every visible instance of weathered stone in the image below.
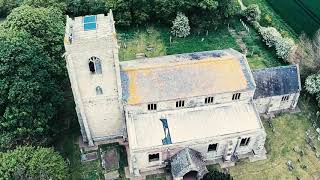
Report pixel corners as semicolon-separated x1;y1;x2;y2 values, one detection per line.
286;160;294;171
81;152;98;162
104;170;119;180
101;148;119;171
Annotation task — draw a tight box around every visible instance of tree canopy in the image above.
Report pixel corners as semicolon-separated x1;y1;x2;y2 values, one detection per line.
0;146;69;179
3;5;66;61
0;27;64;150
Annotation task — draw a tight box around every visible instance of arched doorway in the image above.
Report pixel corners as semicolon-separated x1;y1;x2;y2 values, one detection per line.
183;171;198;180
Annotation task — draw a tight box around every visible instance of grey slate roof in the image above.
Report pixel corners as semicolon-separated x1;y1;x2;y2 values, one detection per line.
252;65;301;99
171;148;208;178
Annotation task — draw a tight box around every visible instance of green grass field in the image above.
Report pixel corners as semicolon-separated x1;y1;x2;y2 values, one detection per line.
268;0;320;36
229;95;320;179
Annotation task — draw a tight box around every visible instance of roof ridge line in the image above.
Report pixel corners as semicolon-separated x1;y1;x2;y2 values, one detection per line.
121;55;235;71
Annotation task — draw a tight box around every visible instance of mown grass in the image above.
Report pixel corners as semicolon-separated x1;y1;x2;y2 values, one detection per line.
228;94;320;179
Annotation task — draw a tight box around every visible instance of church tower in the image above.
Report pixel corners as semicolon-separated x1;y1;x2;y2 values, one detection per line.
64;11;124;146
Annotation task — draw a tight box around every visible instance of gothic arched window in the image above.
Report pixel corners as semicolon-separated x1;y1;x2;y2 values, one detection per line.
96;86;103;95
88;56;102;74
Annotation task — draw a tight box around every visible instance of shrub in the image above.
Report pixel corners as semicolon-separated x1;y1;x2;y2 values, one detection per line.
203;169;233;180
264;14;272;25
275;37;295;60
0;146;69;179
306;73;320;94
241;4;261;22
259;26;282;47
171;12;191;38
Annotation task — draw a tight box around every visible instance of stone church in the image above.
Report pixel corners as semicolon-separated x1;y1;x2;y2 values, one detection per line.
64;12;301;179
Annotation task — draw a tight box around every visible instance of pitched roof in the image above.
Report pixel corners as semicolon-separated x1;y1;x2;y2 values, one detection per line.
252;65;301;99
120;49;255;105
171;148;208;178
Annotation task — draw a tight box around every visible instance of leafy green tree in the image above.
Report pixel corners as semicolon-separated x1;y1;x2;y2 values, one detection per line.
306;74;320;94
259;26;282;47
171;12;190;38
105;0;132;26
275;37;295;61
154;0;178;24
218;0;239;19
3;5;66;62
22;0;67;11
0;146;69;179
89;0;106;15
241;4;261;22
0;29;64;150
131;0;151;25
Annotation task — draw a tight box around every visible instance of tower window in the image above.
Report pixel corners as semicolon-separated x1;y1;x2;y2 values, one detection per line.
96;86;103;95
148;103;157;111
205;97;214;104
240;137;250;146
88;56;102;74
176;100;185;108
208;143;218;152
148;153;159;162
232;93;241;100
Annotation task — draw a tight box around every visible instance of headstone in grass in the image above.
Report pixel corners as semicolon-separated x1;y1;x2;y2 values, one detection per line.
146;46;154;51
286;160;294;171
136;53;146;59
104;171;120;180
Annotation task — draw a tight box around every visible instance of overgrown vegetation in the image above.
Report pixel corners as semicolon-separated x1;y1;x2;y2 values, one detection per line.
55;129;104;179
118;24;241;61
0;146;69;179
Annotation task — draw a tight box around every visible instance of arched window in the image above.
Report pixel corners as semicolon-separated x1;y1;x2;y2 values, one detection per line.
88;56;102;74
96;86;103;95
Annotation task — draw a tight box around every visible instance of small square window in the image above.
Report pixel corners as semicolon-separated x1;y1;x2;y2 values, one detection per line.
176;100;185;108
232;93;241;100
83;15;97;31
240;137;250;146
281;95;290;102
205;97;214;104
148;103;157;111
148;153;159;162
208;143;218;152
